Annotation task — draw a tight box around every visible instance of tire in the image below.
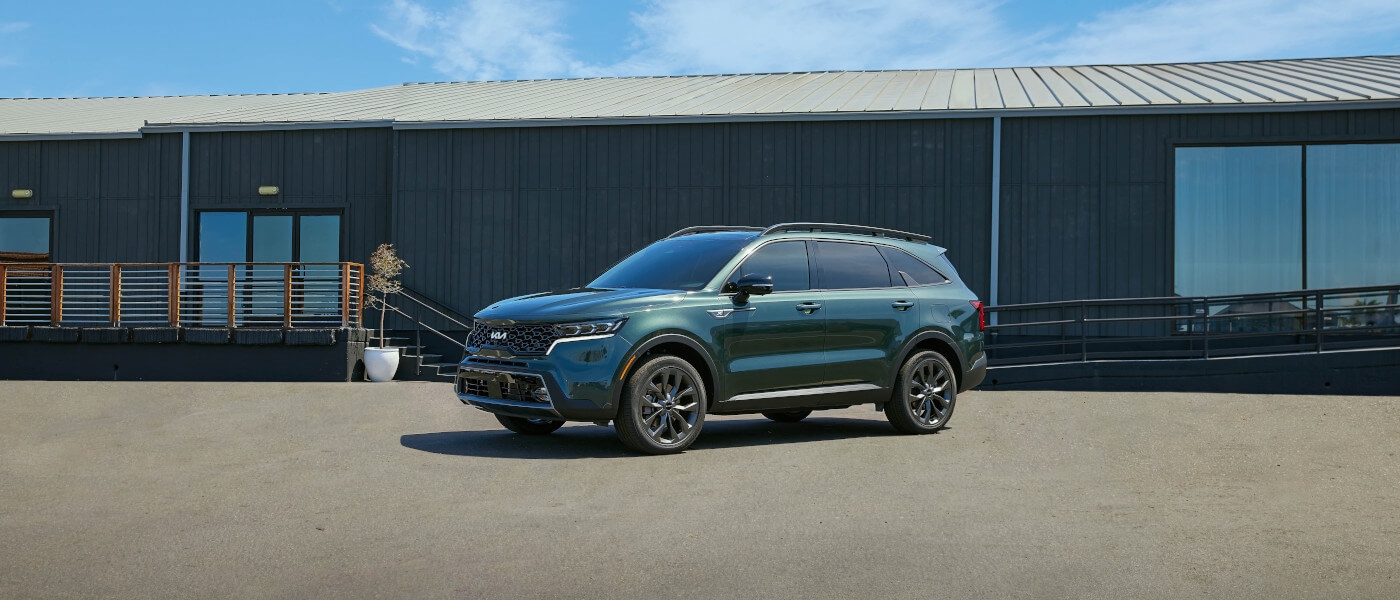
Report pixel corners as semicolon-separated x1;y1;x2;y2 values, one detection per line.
885;350;957;434
615;355;707;454
495;414;565;435
761;409;812;423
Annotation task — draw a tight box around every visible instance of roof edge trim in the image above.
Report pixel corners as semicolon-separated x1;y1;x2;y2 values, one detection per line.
0;132;145;141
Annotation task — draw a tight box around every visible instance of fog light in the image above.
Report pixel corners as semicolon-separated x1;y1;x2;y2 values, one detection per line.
532;387;552;403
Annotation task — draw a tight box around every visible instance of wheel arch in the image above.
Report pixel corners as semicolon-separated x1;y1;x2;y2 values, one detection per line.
612;332;721;413
897;328;968;392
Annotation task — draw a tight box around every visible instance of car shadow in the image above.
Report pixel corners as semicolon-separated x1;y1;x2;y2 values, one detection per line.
400;416;941;459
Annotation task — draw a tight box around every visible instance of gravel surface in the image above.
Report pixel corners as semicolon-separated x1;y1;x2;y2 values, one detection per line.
1;381;1397;599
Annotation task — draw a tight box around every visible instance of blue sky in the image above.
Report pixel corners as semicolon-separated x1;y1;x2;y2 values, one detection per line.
3;0;1400;98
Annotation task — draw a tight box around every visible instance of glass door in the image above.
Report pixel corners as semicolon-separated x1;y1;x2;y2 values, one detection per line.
196;211;341;326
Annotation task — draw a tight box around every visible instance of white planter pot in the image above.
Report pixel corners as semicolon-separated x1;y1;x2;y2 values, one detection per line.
364;347;401;382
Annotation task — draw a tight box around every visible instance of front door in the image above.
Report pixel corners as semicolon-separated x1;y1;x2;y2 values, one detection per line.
712;240;827;409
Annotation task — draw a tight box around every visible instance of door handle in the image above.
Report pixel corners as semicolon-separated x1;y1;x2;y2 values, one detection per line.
796;302;822;314
892;300;914;311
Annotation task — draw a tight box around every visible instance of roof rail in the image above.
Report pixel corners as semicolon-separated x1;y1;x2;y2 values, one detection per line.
759;222;931;243
666;225;763;239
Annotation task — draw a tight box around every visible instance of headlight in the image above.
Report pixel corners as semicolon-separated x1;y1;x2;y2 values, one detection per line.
554;317;628;337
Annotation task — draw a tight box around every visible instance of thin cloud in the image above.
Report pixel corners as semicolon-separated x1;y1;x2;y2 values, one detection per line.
0;22;30;34
1041;0;1400;66
372;0;589;81
372;0;1400;81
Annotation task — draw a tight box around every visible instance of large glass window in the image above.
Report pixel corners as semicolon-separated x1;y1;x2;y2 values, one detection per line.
0;214;51;262
1306;143;1400;289
588;234;753;291
1174;146;1302;297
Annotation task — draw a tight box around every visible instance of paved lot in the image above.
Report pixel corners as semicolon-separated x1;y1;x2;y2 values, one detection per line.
1;382;1397;599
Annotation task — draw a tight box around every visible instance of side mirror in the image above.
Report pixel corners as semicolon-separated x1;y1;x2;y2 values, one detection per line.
734;274;773;304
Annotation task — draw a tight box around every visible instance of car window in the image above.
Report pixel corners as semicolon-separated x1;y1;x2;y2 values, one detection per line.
878;246;947;286
726;241;810;292
814;241;893;289
588;234;754;290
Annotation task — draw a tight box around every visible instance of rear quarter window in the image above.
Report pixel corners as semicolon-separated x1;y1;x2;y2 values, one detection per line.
878;246;948;286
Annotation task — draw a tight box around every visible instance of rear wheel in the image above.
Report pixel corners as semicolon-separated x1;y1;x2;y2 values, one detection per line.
761;409;812;423
886;351;956;434
495;415;565;435
616;355;707;454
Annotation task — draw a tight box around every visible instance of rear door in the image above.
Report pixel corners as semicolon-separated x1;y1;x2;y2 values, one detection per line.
812;241;920;390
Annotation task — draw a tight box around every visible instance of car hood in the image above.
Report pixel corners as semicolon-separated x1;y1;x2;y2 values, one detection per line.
474;288;685;322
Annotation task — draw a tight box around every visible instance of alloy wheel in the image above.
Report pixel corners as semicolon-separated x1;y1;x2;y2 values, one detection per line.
638;366;701;446
906;359;953;427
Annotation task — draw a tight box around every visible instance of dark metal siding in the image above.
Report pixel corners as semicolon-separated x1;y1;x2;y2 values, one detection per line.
0;134;182;262
394;119;993;315
188;128;393;263
998;108;1400;305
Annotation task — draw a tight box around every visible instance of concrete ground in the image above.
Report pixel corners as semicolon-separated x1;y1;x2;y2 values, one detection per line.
0;382;1397;599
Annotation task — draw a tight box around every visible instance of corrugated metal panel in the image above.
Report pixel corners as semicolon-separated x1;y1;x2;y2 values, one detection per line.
9;56;1398;137
998;107;1400;305
391;118;993;314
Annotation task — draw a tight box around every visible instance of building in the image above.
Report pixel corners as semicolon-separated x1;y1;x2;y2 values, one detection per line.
2;55;1399;335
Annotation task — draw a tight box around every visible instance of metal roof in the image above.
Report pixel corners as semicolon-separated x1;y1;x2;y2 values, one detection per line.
5;55;1400;138
0;93;337;139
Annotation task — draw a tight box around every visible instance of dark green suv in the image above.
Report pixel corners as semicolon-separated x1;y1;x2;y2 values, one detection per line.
455;223;986;454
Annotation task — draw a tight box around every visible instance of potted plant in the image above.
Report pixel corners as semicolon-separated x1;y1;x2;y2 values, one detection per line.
364;243;409;382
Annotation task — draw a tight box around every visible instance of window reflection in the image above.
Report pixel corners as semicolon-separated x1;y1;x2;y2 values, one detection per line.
1174;146;1302;297
1306;143;1400;289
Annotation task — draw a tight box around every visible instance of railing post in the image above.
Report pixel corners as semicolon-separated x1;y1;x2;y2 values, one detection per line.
415;300;423;377
1079;300;1088;362
0;264;7;325
341;263;351;328
50;265;63;325
1199;299;1210;359
1315;291;1325;353
283;264;294;329
168;264;180;327
109;264;122;326
226;264;236;328
357;264;365;328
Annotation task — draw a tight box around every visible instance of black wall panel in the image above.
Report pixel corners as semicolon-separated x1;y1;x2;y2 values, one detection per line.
394;119;994;316
998;108;1400;305
188;128;393;264
0;134;181;262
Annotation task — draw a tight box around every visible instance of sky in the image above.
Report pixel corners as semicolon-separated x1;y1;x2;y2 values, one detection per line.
2;0;1400;98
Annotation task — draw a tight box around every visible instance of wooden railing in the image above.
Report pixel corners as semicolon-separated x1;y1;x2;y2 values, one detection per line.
0;262;365;328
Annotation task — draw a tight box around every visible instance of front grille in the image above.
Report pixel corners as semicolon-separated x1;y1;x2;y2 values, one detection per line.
457;370;549;404
466;321;560;356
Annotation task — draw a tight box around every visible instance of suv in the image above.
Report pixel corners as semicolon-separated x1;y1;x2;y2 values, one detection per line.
455;223;986;454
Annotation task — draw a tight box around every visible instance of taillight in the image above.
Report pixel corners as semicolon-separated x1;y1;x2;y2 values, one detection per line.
970;300;986;331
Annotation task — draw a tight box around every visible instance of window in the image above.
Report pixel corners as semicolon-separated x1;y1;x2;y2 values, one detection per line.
1306;144;1400;289
0;213;52;262
726;241;810;292
877;246;946;286
590;234;754;291
814;241;892;290
1175;143;1400;296
197;211;341;263
1174;146;1302;297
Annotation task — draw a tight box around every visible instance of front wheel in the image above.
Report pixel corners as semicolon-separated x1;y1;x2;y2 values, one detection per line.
885;351;956;434
615;355;707;454
495;415;565;435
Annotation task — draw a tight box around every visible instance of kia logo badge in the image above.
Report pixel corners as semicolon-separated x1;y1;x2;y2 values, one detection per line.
489;331;508;341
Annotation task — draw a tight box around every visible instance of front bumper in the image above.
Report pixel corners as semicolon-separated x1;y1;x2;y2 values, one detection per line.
455;335;629;421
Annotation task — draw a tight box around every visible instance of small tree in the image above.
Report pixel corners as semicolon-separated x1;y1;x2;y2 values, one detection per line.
367;243;409;347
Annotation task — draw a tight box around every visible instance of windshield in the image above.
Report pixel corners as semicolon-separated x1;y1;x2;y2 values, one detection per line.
588;234;754;290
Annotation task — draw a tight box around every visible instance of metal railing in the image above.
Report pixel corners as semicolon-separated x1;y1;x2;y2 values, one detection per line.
0;262;365;328
987;283;1400;366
